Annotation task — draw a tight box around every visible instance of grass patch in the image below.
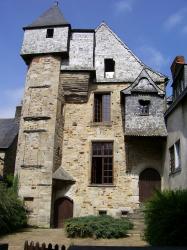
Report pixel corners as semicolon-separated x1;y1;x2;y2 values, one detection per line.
65;215;133;239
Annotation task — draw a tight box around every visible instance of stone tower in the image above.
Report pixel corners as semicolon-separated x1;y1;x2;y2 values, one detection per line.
15;4;70;227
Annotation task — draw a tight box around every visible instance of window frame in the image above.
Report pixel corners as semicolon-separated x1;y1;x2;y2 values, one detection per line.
91;141;114;185
139;100;150;116
93;92;111;123
169;139;181;174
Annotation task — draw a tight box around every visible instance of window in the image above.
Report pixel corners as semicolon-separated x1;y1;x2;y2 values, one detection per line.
139;100;150;116
169;140;181;173
99;210;107;215
104;59;115;78
46;28;54;38
94;93;111;122
91;142;113;184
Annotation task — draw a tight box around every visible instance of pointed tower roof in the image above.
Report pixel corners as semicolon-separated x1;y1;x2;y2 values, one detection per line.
24;4;70;30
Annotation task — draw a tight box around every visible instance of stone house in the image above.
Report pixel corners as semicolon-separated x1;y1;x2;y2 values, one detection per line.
0;4;171;227
163;56;187;189
0;107;21;179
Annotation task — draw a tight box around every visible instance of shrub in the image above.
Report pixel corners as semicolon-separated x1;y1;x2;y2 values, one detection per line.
0;177;27;235
144;189;187;246
65;215;133;239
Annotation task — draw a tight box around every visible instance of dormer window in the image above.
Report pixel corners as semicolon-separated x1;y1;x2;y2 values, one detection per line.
139;100;150;116
46;28;54;38
104;59;115;78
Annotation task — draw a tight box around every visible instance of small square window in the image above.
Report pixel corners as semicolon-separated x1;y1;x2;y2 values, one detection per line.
99;210;107;215
46;28;54;38
139;100;150;116
121;210;129;216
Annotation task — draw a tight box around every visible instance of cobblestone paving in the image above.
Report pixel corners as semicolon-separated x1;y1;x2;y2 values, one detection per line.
0;229;148;250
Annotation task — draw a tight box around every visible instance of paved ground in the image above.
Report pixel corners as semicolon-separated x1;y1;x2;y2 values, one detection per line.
0;228;148;250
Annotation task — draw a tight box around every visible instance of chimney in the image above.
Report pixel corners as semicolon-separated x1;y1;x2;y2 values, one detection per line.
14;106;22;124
170;56;185;80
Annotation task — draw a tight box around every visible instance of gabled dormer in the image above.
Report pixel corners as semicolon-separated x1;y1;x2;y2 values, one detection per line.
123;69;164;96
21;4;71;64
122;69;167;137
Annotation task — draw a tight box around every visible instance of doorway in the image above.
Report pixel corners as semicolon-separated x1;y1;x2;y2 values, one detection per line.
139;168;161;202
54;197;73;228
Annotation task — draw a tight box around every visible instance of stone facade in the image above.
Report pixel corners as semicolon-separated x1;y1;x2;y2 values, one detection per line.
14;5;169;227
15;55;62;227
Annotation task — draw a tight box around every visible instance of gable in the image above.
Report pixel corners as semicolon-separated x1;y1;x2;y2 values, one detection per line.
122;69;164;95
95;23;166;84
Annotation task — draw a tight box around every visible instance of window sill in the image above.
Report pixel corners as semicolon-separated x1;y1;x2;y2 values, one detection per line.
169;167;181;176
88;184;116;187
90;122;112;127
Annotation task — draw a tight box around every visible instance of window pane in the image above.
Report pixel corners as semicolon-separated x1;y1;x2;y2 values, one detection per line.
102;94;111;122
169;146;175;172
175;141;180;169
94;94;102;122
92;157;102;184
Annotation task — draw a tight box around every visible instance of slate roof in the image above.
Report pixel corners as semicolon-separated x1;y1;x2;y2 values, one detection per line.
53;167;75;182
0;119;19;149
24;5;69;29
125;116;168;137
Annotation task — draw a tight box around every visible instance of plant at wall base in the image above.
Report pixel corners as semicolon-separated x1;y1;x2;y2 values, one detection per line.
0;176;27;235
144;190;187;246
65;215;133;239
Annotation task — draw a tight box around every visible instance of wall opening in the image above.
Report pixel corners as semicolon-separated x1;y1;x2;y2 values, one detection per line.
46;28;54;38
104;59;115;78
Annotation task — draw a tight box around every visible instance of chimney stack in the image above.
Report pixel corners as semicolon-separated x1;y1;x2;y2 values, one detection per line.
171;56;185;80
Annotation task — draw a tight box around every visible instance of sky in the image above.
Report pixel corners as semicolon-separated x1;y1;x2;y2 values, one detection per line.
0;0;187;118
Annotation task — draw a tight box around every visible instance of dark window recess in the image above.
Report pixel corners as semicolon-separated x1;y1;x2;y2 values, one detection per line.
121;210;129;216
91;142;113;184
24;197;34;201
139;100;150;116
61;103;64;115
94;93;111;122
46;28;54;38
99;210;107;215
57;147;61;156
169;145;175;172
104;59;115;78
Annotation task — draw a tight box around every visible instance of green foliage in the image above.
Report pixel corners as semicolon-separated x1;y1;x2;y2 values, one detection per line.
65;215;133;239
4;174;14;188
144;189;187;246
0;176;27;235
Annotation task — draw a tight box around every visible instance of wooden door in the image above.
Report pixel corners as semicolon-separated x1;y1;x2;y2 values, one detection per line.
54;197;73;228
139;168;161;203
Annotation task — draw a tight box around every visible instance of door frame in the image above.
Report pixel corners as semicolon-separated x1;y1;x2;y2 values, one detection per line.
139;168;161;203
